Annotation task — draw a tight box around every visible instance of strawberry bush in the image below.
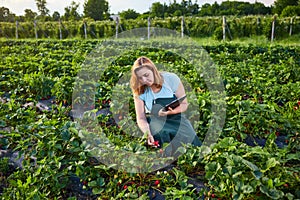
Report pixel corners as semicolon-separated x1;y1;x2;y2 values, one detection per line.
0;39;299;199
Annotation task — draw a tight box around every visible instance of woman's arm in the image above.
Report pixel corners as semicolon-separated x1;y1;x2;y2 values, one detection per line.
133;95;156;146
174;81;188;112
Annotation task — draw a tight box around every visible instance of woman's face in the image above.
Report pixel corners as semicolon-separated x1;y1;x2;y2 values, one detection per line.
135;67;154;87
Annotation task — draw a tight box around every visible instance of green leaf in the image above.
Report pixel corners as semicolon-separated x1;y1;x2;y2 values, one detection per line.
88;180;97;187
92;187;104;195
286;193;294;200
263;158;279;172
232;171;242;178
268;179;273;188
260;185;284;199
97;177;105;187
69;127;78;134
61;130;70;141
0;120;6;127
252;170;263;179
199;145;211;155
242;159;259;172
219;181;225;191
241;185;254;194
232;191;243;200
286;153;300;161
205;162;221;180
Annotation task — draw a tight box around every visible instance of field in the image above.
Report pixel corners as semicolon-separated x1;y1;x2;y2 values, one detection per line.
0;36;299;199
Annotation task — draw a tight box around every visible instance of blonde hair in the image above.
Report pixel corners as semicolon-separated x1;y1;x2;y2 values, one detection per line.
130;56;163;95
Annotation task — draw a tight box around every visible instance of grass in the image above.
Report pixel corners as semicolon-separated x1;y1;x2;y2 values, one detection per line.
192;34;300;47
1;34;299;47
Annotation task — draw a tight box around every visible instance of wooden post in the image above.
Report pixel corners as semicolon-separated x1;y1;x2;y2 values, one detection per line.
226;23;232;40
148;17;151;40
34;20;38;39
181;16;184;38
115;16;119;39
271;15;276;42
16;20;19;39
289;17;293;36
59;19;62;39
222;16;226;41
83;21;87;39
257;17;261;32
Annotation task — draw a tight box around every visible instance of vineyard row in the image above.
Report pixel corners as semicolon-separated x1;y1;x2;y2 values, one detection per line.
0;15;300;40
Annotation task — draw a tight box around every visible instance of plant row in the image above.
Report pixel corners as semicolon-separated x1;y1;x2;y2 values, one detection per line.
0;16;300;40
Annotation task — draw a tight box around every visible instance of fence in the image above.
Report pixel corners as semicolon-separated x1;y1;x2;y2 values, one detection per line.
0;15;299;41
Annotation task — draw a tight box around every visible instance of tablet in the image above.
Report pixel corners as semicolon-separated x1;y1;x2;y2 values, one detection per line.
163;95;187;111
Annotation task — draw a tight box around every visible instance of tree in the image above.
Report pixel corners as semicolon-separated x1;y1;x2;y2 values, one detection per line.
24;9;38;21
280;5;300;16
199;1;271;16
83;0;109;21
199;3;214;16
253;2;271;15
273;0;298;15
0;7;15;22
186;0;199;15
150;2;166;18
52;11;61;21
168;0;182;16
63;1;81;21
211;2;220;15
35;0;49;17
219;1;238;15
119;9;139;19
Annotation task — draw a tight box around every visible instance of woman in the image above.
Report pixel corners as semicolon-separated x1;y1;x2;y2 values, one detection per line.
130;56;201;157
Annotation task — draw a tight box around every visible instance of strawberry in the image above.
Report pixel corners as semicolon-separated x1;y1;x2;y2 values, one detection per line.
123;185;128;190
82;180;88;185
211;193;216;198
154;141;159;147
154;180;160;186
285;139;289;144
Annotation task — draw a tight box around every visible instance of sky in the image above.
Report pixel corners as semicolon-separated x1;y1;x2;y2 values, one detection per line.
1;0;275;16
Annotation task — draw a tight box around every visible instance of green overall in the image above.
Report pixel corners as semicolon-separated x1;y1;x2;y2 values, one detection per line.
147;95;202;157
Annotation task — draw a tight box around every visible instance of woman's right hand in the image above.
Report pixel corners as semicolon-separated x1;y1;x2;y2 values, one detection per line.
147;134;156;147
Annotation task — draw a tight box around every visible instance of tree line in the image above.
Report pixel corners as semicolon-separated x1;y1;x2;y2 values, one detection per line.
0;0;299;23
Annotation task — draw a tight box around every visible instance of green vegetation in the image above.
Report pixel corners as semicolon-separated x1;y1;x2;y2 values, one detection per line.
1;0;300;22
0;39;299;199
1;15;300;41
193;34;300;46
0;1;299;199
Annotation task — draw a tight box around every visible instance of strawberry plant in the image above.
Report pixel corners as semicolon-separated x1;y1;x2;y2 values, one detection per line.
0;39;299;199
202;137;299;199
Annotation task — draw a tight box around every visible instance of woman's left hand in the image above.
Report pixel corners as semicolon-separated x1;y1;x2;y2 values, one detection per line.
158;107;174;116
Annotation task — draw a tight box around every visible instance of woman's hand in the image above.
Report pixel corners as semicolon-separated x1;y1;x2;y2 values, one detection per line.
158;107;175;117
147;134;156;147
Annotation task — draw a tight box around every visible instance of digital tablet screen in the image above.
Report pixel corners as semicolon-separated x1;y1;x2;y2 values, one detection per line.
163;95;186;111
